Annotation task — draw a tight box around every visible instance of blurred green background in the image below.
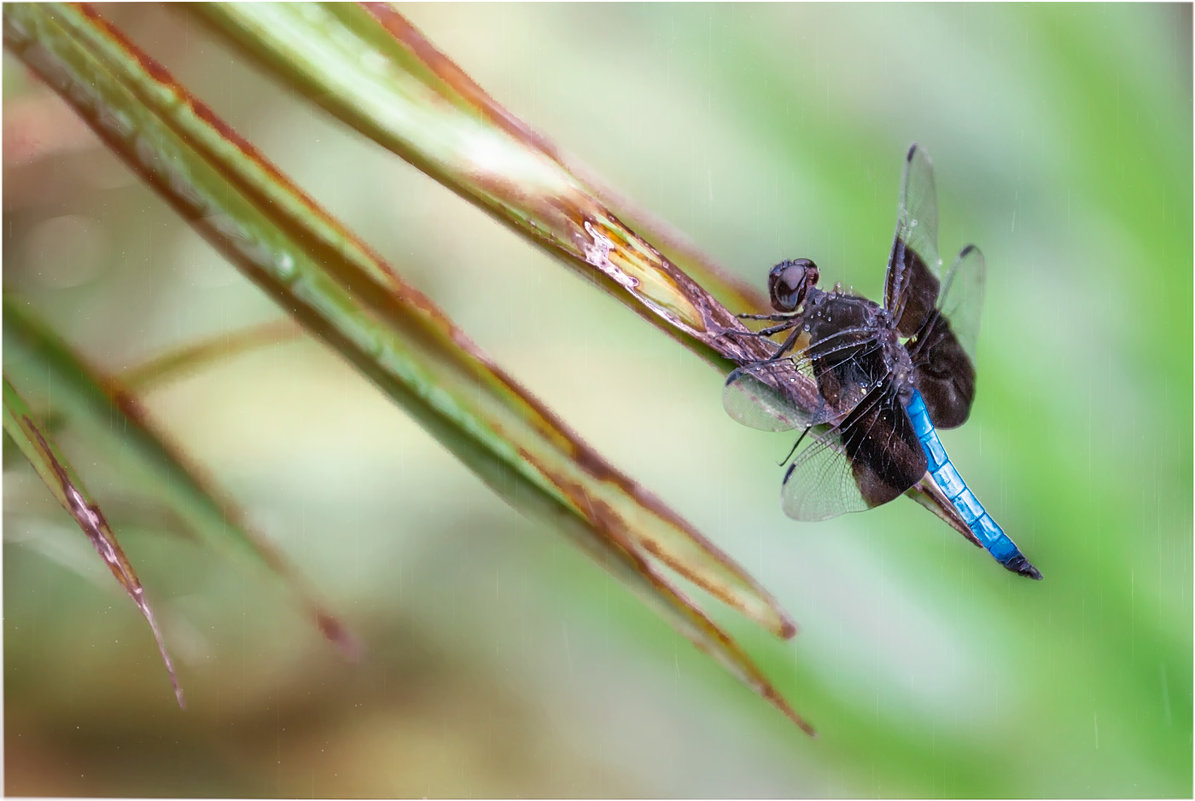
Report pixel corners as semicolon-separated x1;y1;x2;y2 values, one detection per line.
4;3;1190;797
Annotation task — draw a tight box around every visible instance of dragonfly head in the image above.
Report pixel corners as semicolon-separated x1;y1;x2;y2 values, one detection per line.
768;258;820;313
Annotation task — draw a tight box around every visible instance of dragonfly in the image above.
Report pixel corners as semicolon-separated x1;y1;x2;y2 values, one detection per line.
724;144;1041;579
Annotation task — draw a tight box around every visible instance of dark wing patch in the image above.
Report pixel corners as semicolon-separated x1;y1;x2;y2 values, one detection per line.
908;245;986;428
885;144;943;336
840;389;928;508
909;312;976;428
887;237;941;337
780;388;927;520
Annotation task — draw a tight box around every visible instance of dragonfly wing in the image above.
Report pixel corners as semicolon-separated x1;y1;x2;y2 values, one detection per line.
780;390;927;520
724;324;887;433
780;431;870;521
884;144;943;337
909;244;986;429
937;243;986;364
723;358;829;432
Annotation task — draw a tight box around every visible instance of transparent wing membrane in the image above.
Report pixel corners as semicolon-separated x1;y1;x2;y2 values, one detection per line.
779;412;875;521
723;326;886;433
723;360;829;433
780;388;926;520
936;244;986;364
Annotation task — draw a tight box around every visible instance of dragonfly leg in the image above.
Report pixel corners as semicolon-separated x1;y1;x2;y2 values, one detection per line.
718;328;766;344
755;320;802;338
760;324;804;363
778;422;815;466
720;318;798;343
736;311;794;321
722;317;803;353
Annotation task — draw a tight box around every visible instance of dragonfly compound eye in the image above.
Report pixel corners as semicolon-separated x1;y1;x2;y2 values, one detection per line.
768;258;820;312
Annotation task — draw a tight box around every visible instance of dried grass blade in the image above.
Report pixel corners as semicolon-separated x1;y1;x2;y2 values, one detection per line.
3;296;359;661
2;375;185;708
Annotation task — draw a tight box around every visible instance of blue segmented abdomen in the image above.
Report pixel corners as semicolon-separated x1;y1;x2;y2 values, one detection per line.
905;389;1021;565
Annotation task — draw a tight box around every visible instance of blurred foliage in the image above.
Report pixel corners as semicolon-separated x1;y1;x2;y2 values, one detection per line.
4;3;1191;797
5;0;806;732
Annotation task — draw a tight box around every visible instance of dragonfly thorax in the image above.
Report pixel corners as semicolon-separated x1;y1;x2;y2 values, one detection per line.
800;291;916;405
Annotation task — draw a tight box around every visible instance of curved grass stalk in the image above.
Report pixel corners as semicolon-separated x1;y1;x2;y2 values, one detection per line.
118;319;305;392
194;2;978;545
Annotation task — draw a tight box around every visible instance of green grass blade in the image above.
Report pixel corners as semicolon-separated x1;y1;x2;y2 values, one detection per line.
3;374;184;708
3;3;812;732
193;1;980;550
